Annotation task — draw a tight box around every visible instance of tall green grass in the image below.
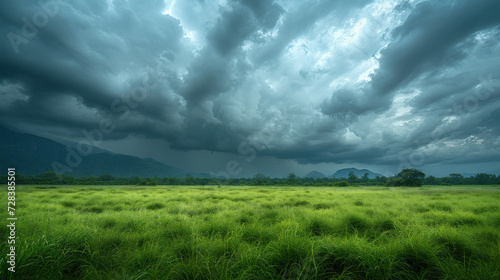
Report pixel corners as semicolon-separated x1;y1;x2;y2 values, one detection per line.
1;185;499;279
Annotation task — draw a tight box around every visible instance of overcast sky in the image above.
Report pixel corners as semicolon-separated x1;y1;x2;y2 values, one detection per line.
1;0;499;177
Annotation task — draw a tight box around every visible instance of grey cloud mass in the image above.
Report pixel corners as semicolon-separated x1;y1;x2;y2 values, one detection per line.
1;0;499;177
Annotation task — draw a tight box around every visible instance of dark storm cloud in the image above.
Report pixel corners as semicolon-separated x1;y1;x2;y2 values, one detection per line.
323;0;500;116
372;0;500;96
316;0;500;168
207;0;283;56
1;0;499;173
181;0;283;109
180;48;238;107
254;0;370;64
0;0;184;134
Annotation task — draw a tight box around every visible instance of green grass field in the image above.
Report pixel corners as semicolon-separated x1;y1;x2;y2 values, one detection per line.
1;185;499;279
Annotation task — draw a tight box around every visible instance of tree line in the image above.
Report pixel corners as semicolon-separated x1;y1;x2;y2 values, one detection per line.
2;169;499;186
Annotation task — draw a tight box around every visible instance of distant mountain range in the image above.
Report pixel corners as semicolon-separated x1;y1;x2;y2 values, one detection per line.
304;168;384;179
0;126;188;177
330;168;384;179
304;171;327;178
3;126;497;179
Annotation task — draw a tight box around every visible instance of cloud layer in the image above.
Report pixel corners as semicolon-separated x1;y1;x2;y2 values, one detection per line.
1;0;499;175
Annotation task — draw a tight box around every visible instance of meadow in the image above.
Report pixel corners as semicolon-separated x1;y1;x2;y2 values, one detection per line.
1;185;499;279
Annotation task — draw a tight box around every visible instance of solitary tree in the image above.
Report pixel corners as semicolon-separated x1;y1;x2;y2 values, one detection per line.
288;173;298;185
362;172;369;182
348;171;358;184
397;168;426;187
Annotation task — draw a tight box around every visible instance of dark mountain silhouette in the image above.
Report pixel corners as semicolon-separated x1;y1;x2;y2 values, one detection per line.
0;126;188;177
304;171;327;178
330;168;383;179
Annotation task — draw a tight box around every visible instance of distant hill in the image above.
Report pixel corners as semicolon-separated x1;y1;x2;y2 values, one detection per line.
0;126;188;177
330;168;383;179
304;171;327;178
